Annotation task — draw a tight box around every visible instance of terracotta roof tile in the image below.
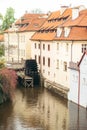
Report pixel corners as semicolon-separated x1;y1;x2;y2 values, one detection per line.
31;31;56;41
18;18;46;32
31;8;72;41
62;9;87;27
0;34;4;42
55;27;87;41
32;8;87;41
15;13;45;25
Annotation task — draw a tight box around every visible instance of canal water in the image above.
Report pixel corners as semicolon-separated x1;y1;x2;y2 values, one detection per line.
0;86;87;130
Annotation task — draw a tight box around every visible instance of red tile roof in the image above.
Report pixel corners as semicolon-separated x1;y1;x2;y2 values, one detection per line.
62;9;87;27
31;8;87;41
0;34;4;42
5;13;47;33
18;18;46;32
31;31;56;41
55;27;87;41
31;8;72;41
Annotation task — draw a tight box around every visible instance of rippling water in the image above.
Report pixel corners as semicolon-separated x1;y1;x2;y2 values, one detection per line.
0;87;87;130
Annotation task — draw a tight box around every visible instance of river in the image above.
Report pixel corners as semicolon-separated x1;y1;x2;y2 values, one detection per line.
0;86;87;130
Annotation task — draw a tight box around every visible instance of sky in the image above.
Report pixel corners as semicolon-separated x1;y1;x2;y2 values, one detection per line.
0;0;87;18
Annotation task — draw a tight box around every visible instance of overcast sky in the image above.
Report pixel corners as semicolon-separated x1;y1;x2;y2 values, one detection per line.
0;0;87;18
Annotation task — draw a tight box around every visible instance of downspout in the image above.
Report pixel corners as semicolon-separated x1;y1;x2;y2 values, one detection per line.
17;32;19;63
39;40;43;86
78;67;80;106
8;32;9;62
71;40;73;61
39;40;42;74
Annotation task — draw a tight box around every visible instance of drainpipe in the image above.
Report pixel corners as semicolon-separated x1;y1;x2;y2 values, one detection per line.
39;40;42;73
8;32;9;62
78;67;80;106
39;40;43;87
17;32;19;63
71;40;73;61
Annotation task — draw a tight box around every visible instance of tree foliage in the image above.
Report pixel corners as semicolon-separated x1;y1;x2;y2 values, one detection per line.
0;44;5;69
0;68;18;101
0;44;4;56
1;7;15;31
0;58;5;69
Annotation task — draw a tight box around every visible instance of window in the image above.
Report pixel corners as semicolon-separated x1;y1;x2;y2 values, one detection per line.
63;62;67;71
48;44;50;51
38;44;40;49
57;27;62;37
35;43;36;49
82;78;87;86
48;71;50;75
82;44;87;53
57;43;59;50
43;57;45;65
21;35;25;42
43;44;45;50
20;50;25;56
56;60;59;69
66;43;69;52
64;27;70;37
35;55;37;60
43;69;45;73
48;58;50;67
38;56;40;64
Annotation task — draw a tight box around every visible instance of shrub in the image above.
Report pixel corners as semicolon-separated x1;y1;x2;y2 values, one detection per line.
0;68;18;102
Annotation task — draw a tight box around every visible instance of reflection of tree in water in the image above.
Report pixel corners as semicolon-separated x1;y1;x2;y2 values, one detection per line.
13;87;45;129
19;86;44;106
0;87;69;130
0;101;13;130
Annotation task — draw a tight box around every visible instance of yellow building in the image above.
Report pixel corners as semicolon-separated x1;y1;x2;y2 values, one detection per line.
4;13;47;63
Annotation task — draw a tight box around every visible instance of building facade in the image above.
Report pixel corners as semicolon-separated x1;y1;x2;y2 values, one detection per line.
68;52;87;108
31;6;87;98
4;13;47;63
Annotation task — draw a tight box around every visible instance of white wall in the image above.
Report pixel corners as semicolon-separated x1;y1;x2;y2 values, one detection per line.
31;40;72;88
79;54;87;107
68;69;79;104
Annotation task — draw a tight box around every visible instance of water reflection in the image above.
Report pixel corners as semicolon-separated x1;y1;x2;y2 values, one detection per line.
13;87;69;130
0;87;87;130
69;102;87;130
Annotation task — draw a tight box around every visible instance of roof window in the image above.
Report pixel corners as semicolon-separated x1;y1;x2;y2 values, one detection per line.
57;27;62;37
64;27;70;37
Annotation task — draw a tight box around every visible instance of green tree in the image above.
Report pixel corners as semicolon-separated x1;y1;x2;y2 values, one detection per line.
2;7;15;31
0;13;3;20
0;44;4;56
0;44;5;69
0;68;17;103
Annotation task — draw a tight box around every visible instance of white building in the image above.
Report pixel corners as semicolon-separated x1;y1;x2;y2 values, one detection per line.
31;6;87;98
68;51;87;108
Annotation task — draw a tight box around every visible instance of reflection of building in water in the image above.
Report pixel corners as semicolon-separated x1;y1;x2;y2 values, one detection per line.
69;102;87;130
12;88;69;130
38;89;69;130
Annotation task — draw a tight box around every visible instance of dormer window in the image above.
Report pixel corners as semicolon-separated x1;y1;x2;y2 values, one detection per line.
57;27;62;37
64;27;70;37
34;23;39;27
